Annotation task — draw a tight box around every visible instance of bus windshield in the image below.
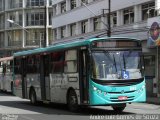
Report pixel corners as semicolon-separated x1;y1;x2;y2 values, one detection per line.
91;51;144;80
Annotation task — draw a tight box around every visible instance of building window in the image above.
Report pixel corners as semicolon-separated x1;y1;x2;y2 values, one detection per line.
93;17;101;31
61;26;66;38
71;0;76;10
111;12;117;27
26;29;44;46
0;0;5;11
8;0;22;9
48;28;53;45
123;8;134;24
142;2;157;21
81;20;88;34
53;29;57;40
53;5;57;16
49;11;53;25
0;15;4;29
49;0;52;6
8;11;23;28
7;30;22;46
61;2;66;13
70;23;76;36
26;0;44;7
26;12;44;26
0;0;3;11
0;32;4;48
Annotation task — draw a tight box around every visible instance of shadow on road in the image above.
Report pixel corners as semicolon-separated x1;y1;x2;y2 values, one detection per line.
0;92;134;115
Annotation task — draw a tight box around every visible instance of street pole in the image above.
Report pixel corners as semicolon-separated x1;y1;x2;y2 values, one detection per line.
107;0;111;37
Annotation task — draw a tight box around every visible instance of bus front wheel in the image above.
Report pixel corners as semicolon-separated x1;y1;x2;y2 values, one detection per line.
67;90;78;112
30;89;37;105
112;104;126;113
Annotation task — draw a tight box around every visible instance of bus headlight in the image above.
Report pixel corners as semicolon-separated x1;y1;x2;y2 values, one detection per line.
142;85;145;89
93;86;97;91
92;86;107;95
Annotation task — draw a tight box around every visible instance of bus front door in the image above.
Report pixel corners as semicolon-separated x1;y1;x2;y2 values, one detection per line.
79;50;89;104
40;55;50;101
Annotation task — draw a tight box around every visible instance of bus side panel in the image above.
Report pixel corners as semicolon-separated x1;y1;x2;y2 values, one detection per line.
26;74;41;101
50;73;80;104
4;73;13;92
0;73;4;91
1;74;13;92
0;73;3;91
50;73;68;103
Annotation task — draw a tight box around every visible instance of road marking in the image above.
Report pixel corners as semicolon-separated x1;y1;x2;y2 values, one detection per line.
19;115;36;120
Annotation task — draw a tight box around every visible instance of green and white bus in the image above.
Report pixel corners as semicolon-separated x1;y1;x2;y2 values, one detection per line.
13;37;146;112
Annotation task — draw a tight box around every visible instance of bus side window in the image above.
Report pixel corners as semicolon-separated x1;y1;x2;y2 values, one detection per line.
7;61;11;73
64;50;77;73
50;51;65;73
14;58;21;74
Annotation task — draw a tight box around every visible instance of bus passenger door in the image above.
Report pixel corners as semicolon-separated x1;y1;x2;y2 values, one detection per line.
40;55;50;101
21;58;27;98
79;50;89;104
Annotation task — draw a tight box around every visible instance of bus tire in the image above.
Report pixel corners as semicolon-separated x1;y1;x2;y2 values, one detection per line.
67;90;79;112
11;82;14;95
30;89;37;105
112;104;126;113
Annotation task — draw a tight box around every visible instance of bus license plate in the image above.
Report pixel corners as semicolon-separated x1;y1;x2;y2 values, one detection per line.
118;96;128;100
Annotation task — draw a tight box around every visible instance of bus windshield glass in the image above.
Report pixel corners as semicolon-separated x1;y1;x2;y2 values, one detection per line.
91;51;144;80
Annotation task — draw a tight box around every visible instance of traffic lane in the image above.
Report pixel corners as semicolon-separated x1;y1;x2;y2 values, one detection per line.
0;100;133;115
0;92;132;115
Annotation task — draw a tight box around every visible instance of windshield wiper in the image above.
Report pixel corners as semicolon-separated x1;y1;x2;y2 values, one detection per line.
105;51;118;76
104;51;117;73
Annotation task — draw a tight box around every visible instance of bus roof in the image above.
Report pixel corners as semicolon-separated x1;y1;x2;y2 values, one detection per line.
13;37;141;57
0;56;13;62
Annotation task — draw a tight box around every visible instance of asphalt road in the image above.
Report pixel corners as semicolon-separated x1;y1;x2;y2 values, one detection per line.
0;92;160;120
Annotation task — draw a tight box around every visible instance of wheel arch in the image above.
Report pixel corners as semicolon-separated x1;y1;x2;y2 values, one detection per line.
66;87;80;104
10;81;14;94
29;86;36;99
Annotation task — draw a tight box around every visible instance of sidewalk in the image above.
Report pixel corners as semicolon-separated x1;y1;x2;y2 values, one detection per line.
147;97;160;105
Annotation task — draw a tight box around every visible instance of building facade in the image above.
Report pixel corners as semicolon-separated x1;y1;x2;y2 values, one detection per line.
52;0;160;98
0;0;53;56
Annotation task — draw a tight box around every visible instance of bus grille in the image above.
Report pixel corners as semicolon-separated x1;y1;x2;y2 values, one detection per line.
108;90;136;94
110;96;134;102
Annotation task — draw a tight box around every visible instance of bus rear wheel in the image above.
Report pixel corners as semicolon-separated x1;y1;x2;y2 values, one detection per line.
30;90;37;105
67;90;78;112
